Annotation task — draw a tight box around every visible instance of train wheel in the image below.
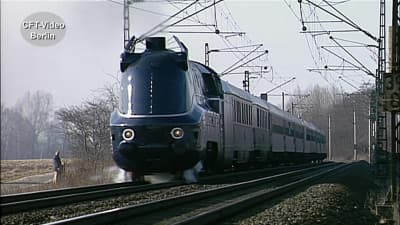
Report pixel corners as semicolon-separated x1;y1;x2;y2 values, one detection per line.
130;171;145;184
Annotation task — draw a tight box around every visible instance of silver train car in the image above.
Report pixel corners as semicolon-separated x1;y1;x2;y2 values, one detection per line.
110;37;326;180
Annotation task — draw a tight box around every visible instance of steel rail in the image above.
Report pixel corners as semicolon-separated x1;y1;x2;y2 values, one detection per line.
44;163;339;225
1;162;323;205
172;163;351;225
1;163;329;217
1;182;136;204
1;181;183;215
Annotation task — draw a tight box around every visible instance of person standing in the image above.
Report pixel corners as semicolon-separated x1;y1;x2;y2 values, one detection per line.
53;151;62;184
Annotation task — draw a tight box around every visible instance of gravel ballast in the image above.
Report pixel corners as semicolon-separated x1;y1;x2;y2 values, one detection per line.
1;184;225;225
225;161;379;225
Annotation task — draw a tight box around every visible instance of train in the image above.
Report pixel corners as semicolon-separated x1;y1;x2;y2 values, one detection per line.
110;36;327;182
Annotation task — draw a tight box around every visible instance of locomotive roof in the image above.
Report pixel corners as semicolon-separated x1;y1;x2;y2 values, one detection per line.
190;61;218;75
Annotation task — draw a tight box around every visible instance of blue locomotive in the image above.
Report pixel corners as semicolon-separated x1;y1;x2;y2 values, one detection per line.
110;37;326;181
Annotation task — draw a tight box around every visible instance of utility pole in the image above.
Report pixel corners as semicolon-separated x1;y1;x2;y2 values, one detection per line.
291;102;294;115
329;114;332;160
389;0;399;223
282;92;285;111
243;71;250;92
353;109;357;161
289;94;310;115
369;104;371;164
205;43;209;66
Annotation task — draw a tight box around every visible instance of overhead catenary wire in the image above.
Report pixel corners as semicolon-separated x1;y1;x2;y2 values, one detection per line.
291;0;378;93
137;0;201;42
112;0;280;93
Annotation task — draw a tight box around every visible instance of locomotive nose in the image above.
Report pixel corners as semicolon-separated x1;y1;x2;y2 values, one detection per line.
112;125;200;173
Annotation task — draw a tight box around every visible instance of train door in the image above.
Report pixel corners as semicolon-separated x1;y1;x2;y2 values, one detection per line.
201;69;224;171
206;97;224;170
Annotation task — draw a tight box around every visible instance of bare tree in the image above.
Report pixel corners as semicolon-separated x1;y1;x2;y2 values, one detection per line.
56;87;117;172
287;85;372;160
1;105;36;159
14;91;54;157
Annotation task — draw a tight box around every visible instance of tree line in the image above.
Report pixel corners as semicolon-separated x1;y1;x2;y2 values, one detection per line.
286;85;372;161
1;86;117;171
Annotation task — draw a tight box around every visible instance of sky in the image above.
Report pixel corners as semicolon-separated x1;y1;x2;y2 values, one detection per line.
1;0;385;109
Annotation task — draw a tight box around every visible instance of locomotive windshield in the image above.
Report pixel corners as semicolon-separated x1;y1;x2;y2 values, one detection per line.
119;58;192;115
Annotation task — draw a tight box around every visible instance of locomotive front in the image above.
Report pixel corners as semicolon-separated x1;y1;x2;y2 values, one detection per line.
110;37;202;178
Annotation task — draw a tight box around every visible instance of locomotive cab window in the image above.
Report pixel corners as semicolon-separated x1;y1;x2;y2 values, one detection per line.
119;56;192;115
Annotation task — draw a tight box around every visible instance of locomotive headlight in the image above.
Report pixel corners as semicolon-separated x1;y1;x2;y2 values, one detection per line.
122;128;135;141
170;127;184;140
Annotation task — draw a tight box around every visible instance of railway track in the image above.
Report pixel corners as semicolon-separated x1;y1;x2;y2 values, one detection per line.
42;162;347;225
0;163;320;216
1;181;183;215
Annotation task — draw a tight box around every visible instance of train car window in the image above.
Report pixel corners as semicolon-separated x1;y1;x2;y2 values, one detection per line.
191;62;223;98
192;68;207;106
250;105;252;125
245;104;248;125
250;106;253;126
243;104;246;124
263;110;266;128
238;101;241;123
247;105;250;125
256;108;260;127
235;100;238;123
237;101;241;123
241;103;244;124
233;100;236;122
236;101;239;123
244;104;247;125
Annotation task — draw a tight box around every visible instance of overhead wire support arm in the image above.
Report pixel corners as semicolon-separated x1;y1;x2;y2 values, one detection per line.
136;0;201;43
320;46;374;77
207;44;264;54
339;76;360;90
322;45;378;48
220;46;263;74
308;68;361;72
165;31;245;34
302;0;378;42
209;44;263;52
224;71;269;75
220;44;265;75
302;20;343;24
221;50;268;76
266;77;296;94
329;36;375;76
208;50;265;53
205;43;263;66
158;0;225;37
300;29;360;34
331;36;379;48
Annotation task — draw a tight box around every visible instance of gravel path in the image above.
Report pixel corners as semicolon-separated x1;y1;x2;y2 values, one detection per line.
223;161;379;225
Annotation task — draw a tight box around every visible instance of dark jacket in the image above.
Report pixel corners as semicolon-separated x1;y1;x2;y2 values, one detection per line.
53;153;62;172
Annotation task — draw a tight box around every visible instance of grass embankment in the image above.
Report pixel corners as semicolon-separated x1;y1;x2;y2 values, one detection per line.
1;159;53;182
1;159;118;195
